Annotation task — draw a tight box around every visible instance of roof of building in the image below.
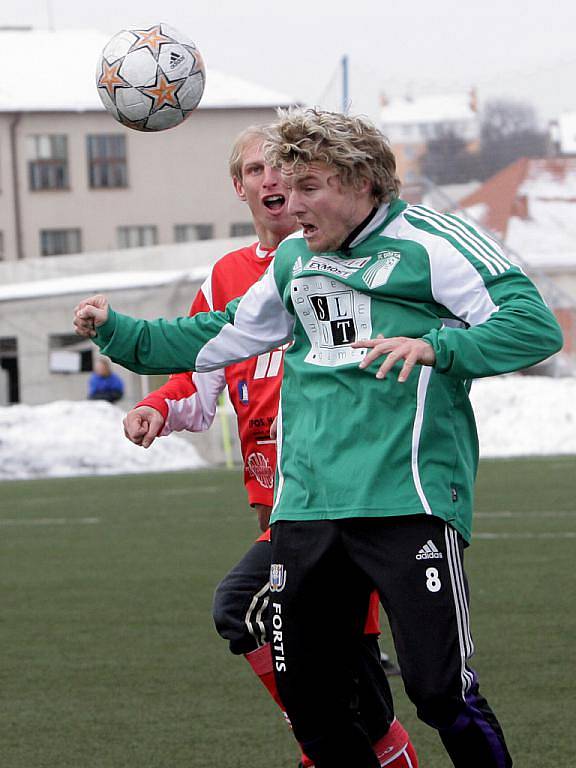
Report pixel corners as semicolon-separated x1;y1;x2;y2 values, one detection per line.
0;28;294;112
459;157;576;268
381;92;477;125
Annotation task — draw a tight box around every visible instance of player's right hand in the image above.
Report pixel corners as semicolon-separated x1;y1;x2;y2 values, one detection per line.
123;406;165;448
73;294;110;337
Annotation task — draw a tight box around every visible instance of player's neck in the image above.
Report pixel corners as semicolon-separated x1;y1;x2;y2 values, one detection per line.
254;222;296;251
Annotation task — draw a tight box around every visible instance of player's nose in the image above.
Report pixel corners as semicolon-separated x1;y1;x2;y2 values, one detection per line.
287;190;304;216
262;165;280;187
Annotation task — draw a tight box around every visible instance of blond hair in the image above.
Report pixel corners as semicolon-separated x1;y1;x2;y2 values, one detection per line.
228;125;269;180
264;108;400;204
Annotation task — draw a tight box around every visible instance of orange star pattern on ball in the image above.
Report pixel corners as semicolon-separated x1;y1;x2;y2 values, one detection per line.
129;25;175;59
98;60;129;99
140;71;183;111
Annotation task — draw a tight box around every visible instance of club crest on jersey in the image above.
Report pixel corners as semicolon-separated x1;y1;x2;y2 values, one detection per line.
246;451;275;489
238;379;249;405
362;251;401;289
270;563;287;592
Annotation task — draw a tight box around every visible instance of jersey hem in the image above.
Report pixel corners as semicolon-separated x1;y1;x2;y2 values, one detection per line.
271;507;471;542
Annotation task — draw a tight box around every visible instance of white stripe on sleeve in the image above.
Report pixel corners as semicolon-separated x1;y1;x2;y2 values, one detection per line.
196;265;294;372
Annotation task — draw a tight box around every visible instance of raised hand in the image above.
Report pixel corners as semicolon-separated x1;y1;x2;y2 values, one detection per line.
73;294;110;337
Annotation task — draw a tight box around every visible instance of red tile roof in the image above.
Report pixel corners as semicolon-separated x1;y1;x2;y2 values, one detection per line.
458;157;576;239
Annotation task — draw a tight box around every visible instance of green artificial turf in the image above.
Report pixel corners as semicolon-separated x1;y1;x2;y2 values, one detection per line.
1;458;574;767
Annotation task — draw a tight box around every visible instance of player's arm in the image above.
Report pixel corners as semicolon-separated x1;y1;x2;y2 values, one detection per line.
74;264;294;375
354;217;563;381
124;287;227;447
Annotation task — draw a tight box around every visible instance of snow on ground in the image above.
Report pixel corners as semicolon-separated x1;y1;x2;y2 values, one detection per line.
0;376;574;482
0;400;204;481
470;375;576;458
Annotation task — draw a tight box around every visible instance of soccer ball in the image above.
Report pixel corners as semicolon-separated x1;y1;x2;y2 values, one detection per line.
96;23;206;132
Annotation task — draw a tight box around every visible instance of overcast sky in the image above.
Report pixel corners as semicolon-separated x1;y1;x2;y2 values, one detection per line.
3;0;576;123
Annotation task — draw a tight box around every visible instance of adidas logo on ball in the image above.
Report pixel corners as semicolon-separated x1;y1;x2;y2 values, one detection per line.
416;540;443;560
169;51;185;69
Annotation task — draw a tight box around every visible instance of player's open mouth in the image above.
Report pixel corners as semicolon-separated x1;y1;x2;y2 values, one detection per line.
263;194;286;211
302;224;318;238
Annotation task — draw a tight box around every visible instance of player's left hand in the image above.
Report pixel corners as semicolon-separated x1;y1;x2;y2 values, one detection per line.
352;335;436;383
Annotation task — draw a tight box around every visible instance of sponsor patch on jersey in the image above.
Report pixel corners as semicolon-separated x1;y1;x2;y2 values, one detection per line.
291;275;372;367
238;379;249;405
362;251;401;289
246;451;274;489
303;254;371;280
270;564;287;592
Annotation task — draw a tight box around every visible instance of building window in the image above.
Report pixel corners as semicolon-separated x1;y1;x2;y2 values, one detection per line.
174;224;214;242
0;336;19;404
40;229;82;256
87;134;128;188
230;222;256;237
27;134;69;190
117;225;158;249
49;334;93;374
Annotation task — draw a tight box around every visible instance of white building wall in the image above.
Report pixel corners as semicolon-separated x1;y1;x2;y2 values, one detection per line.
1;105;276;262
0;116;17;262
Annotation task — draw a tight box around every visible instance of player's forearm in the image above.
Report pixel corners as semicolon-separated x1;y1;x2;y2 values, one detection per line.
424;296;563;378
93;309;209;374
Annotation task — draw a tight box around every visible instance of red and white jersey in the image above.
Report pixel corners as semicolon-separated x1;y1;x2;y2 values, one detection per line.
137;242;284;509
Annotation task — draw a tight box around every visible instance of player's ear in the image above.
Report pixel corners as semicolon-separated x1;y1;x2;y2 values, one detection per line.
233;175;247;202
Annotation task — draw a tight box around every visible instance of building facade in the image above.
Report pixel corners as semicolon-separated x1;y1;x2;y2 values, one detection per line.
381;90;479;182
0;28;294;263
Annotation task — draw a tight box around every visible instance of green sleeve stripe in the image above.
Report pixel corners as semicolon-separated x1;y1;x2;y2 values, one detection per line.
406;206;511;277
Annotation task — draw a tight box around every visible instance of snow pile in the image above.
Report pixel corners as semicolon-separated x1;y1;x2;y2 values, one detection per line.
0;400;204;481
470;376;576;457
0;376;575;482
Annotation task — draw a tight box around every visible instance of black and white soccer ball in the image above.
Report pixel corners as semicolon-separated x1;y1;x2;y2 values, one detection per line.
96;23;206;132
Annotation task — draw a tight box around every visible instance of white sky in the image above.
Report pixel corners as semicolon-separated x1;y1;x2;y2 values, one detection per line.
2;0;576;123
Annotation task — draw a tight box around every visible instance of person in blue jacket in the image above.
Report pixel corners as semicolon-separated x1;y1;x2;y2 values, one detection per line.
88;357;124;403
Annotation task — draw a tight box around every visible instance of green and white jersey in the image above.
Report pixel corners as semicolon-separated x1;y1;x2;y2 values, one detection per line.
95;198;563;541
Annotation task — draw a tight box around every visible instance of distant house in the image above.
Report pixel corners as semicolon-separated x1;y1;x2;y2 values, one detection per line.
459;157;576;357
0;28;295;263
550;111;576;156
381;91;479;183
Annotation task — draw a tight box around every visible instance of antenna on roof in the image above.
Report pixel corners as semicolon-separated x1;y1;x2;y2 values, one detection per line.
46;0;55;31
341;55;349;114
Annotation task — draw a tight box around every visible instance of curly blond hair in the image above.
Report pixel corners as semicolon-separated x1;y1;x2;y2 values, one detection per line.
264;108;400;204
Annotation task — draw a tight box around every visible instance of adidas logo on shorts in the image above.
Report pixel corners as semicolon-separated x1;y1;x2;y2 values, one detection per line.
416;540;443;560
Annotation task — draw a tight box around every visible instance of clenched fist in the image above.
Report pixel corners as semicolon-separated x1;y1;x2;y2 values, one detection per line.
73;294;110;337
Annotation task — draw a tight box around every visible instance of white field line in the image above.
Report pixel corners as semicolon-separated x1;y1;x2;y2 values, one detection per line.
475;532;576;540
476;510;575;518
0;517;100;527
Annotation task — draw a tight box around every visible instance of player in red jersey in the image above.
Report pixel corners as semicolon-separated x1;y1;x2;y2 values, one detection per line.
123;126;418;768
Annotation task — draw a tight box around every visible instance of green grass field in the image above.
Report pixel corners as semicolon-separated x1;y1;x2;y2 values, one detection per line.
1;458;575;767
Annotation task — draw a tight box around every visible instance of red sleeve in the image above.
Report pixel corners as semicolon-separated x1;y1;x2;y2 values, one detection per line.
135;289;210;421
